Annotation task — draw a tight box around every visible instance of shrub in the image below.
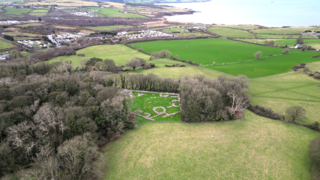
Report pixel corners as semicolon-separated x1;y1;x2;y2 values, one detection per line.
248;104;283;120
77;54;85;57
314;73;320;79
282;48;290;54
254;51;262;60
309;136;320;166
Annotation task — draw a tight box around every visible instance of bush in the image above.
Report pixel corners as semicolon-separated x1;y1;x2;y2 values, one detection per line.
248;104;283;120
254;51;262;59
77;54;85;57
282;48;290;54
309;136;320;166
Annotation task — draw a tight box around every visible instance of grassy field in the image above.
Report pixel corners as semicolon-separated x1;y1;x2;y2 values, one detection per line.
103;110;319;180
28;9;49;16
89;7;145;18
307;61;320;72
0;40;14;49
23;0;98;7
131;66;224;79
248;71;320;125
130;39;319;78
0;7;32;17
252;27;320;34
218;24;259;30
162;28;210;37
256;34;316;39
47;44;150;67
86;25;132;31
207;26;254;38
131;91;181;123
237;39;320;48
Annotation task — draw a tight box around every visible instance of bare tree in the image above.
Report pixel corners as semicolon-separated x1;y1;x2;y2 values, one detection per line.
124;58;146;70
286;106;307;122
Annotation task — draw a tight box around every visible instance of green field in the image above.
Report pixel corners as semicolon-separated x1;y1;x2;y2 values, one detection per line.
237;39;320;48
89;7;145;18
131;91;181;123
29;9;49;16
47;44;150;67
162;28;210;37
0;40;14;49
86;25;132;31
248;71;320;125
256;34;316;39
307;61;320;72
130;39;319;78
207;26;254;38
252;27;320;34
104;110;319;180
0;7;32;17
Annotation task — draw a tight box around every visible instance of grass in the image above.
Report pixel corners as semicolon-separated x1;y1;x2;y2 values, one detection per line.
0;7;32;17
256;34;316;39
307;61;320;72
237;39;320;48
131;91;181;123
86;25;132;31
130;39;319;78
0;40;14;49
207;26;254;38
248;71;320;125
252;27;320;34
89;7;145;18
29;9;49;16
47;44;149;67
162;28;210;37
103;110;319;180
131;66;224;79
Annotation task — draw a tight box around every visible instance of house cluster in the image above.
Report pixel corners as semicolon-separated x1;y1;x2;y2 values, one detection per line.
47;33;85;47
115;30;174;40
17;40;50;48
67;8;99;17
0;21;20;25
172;26;206;30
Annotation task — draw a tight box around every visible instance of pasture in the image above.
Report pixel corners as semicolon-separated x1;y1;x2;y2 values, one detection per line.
131;91;181;123
28;9;49;16
256;34;316;39
86;25;132;31
89;7;145;18
0;7;32;17
47;44;149;67
103;110;319;180
248;70;320;125
0;40;14;49
162;28;210;37
237;39;320;48
252;26;320;34
130;39;319;78
207;26;254;38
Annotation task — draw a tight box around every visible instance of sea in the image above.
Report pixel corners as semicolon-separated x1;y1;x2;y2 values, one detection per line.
159;0;320;27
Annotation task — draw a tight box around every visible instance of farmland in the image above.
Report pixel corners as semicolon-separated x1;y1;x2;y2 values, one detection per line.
256;34;316;39
252;26;320;34
0;7;32;17
248;70;320;125
86;25;132;31
130;38;319;78
89;7;145;18
28;9;49;16
208;26;254;38
0;40;14;49
47;44;150;67
104;111;319;180
162;28;211;37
